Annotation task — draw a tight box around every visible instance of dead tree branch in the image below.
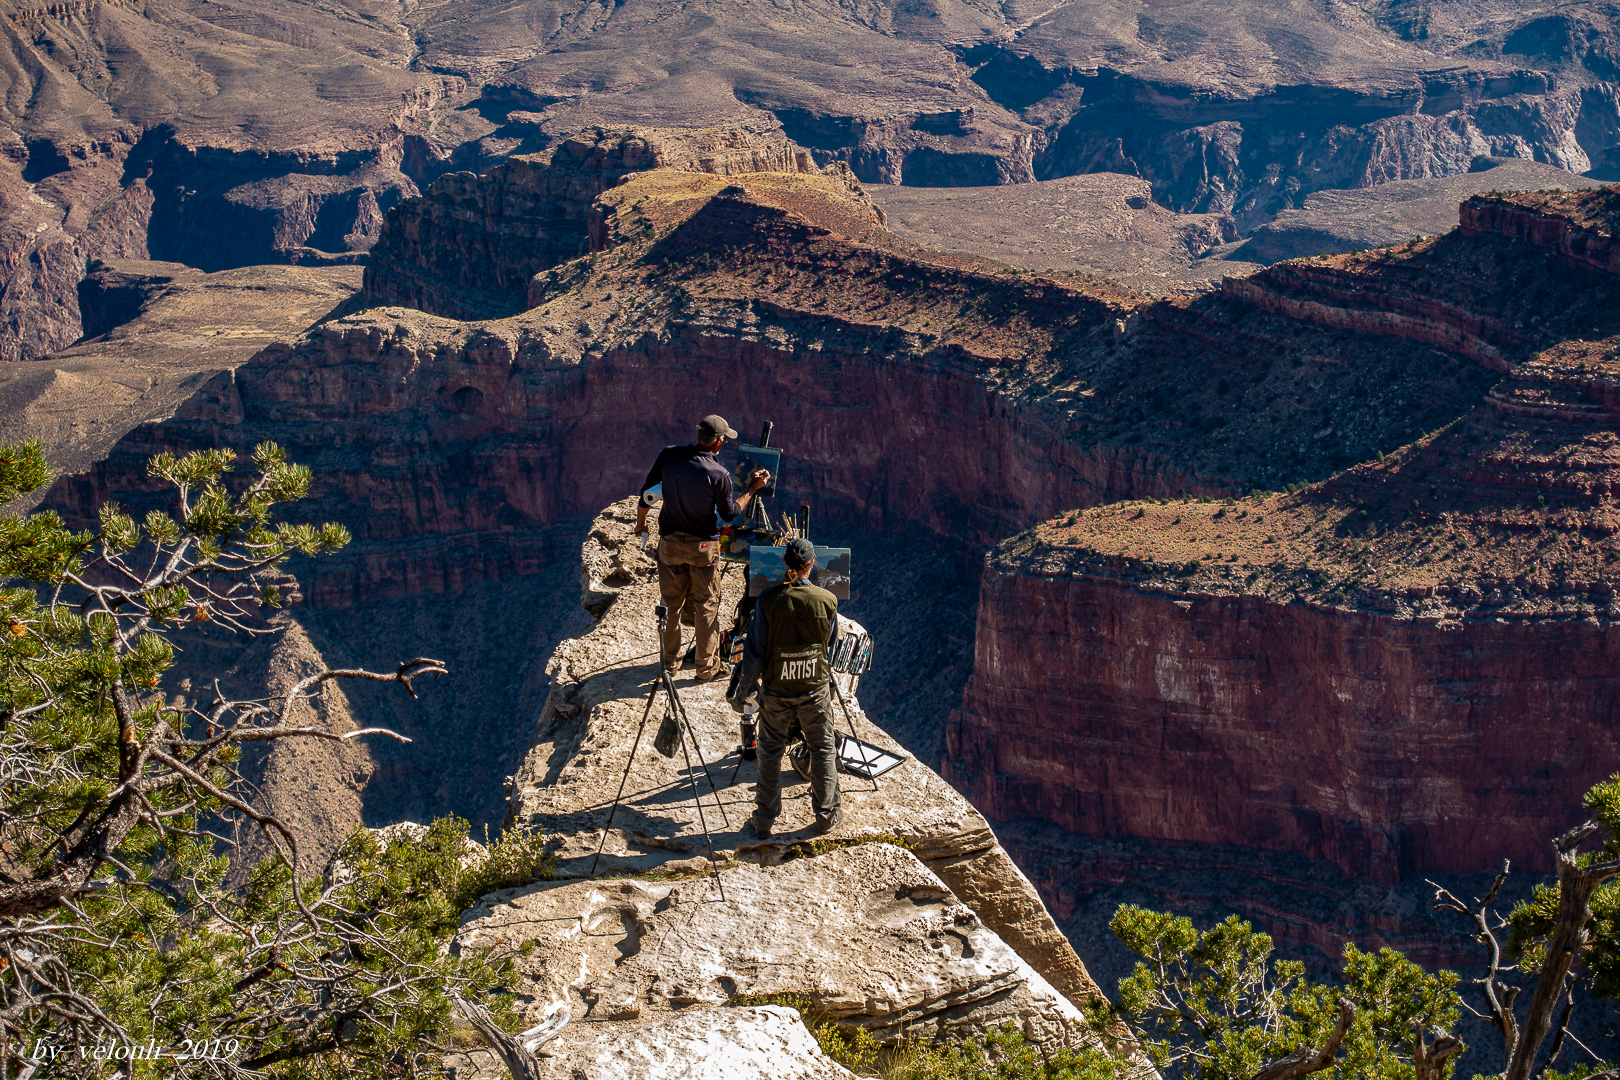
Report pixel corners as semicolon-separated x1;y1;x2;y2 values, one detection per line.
1249;998;1355;1080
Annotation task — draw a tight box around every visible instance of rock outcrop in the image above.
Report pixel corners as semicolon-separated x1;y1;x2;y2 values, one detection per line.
556;1005;860;1080
444;498;1103;1075
1460;187;1620;277
455;847;1085;1072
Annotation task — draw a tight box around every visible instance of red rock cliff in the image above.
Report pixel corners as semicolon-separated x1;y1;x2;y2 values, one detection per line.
947;208;1620;892
948;569;1620;883
1460;191;1620;277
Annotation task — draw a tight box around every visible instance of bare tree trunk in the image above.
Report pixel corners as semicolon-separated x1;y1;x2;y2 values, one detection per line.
1250;999;1355;1080
1505;824;1620;1080
1412;1028;1465;1080
453;994;544;1080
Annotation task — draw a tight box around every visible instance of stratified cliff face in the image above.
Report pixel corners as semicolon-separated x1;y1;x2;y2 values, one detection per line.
949;573;1620;885
1459;188;1620;277
946;194;1620;936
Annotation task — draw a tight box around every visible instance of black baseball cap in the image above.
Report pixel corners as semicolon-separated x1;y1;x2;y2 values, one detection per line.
698;414;739;440
784;537;816;568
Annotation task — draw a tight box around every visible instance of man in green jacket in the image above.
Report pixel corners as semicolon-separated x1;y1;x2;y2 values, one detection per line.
729;537;842;838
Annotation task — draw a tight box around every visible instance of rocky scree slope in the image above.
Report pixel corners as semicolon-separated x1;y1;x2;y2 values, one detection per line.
869;173;1254;297
441;499;1105;1078
37;146;1576;974
946;192;1620;968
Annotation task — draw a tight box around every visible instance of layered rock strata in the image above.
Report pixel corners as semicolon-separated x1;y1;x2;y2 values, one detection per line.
362;127;849;319
946;200;1620;909
1460;187;1620;277
40;154;1601;975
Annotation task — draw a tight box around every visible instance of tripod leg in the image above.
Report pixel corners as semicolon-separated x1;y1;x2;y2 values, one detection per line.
673;707;727;903
589;681;660;877
662;669;732;829
830;677;879;792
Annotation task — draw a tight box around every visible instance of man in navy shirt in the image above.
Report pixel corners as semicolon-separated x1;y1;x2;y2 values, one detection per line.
637;414;768;679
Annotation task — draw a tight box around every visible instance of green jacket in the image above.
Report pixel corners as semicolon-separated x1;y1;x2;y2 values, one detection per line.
737;578;839;698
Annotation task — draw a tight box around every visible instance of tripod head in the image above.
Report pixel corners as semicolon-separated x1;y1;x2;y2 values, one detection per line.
655;604;669;634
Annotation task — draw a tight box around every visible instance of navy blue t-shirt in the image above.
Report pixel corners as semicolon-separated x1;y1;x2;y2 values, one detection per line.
640;444;742;540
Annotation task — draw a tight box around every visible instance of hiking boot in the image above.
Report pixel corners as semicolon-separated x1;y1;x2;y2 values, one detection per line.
695;662;731;683
812;807;844;836
744;815;774;840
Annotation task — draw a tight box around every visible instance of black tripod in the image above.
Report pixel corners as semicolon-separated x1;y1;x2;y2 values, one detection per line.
589;605;731;898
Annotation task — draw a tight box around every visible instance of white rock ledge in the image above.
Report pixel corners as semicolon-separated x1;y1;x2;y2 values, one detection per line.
575;1005;860;1080
452;499;1116;1076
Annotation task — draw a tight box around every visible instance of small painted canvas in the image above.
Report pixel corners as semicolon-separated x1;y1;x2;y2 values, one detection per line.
747;545;788;596
733;444;782;498
811;546;851;599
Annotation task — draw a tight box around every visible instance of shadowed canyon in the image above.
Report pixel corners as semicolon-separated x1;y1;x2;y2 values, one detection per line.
5;124;1614;1012
8;2;1620;1070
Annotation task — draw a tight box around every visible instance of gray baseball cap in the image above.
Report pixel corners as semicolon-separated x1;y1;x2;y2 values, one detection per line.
784;537;815;568
698;414;739;440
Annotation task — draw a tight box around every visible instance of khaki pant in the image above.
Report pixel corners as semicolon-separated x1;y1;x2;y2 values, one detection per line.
755;684;840;828
658;533;721;677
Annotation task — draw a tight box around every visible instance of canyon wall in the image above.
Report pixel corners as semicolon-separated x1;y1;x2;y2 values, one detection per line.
48;307;1153;612
947;570;1620;884
939;194;1620;971
1221;262;1527;371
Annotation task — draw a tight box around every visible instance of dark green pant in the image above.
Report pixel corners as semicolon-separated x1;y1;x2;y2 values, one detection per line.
755;684;840;828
